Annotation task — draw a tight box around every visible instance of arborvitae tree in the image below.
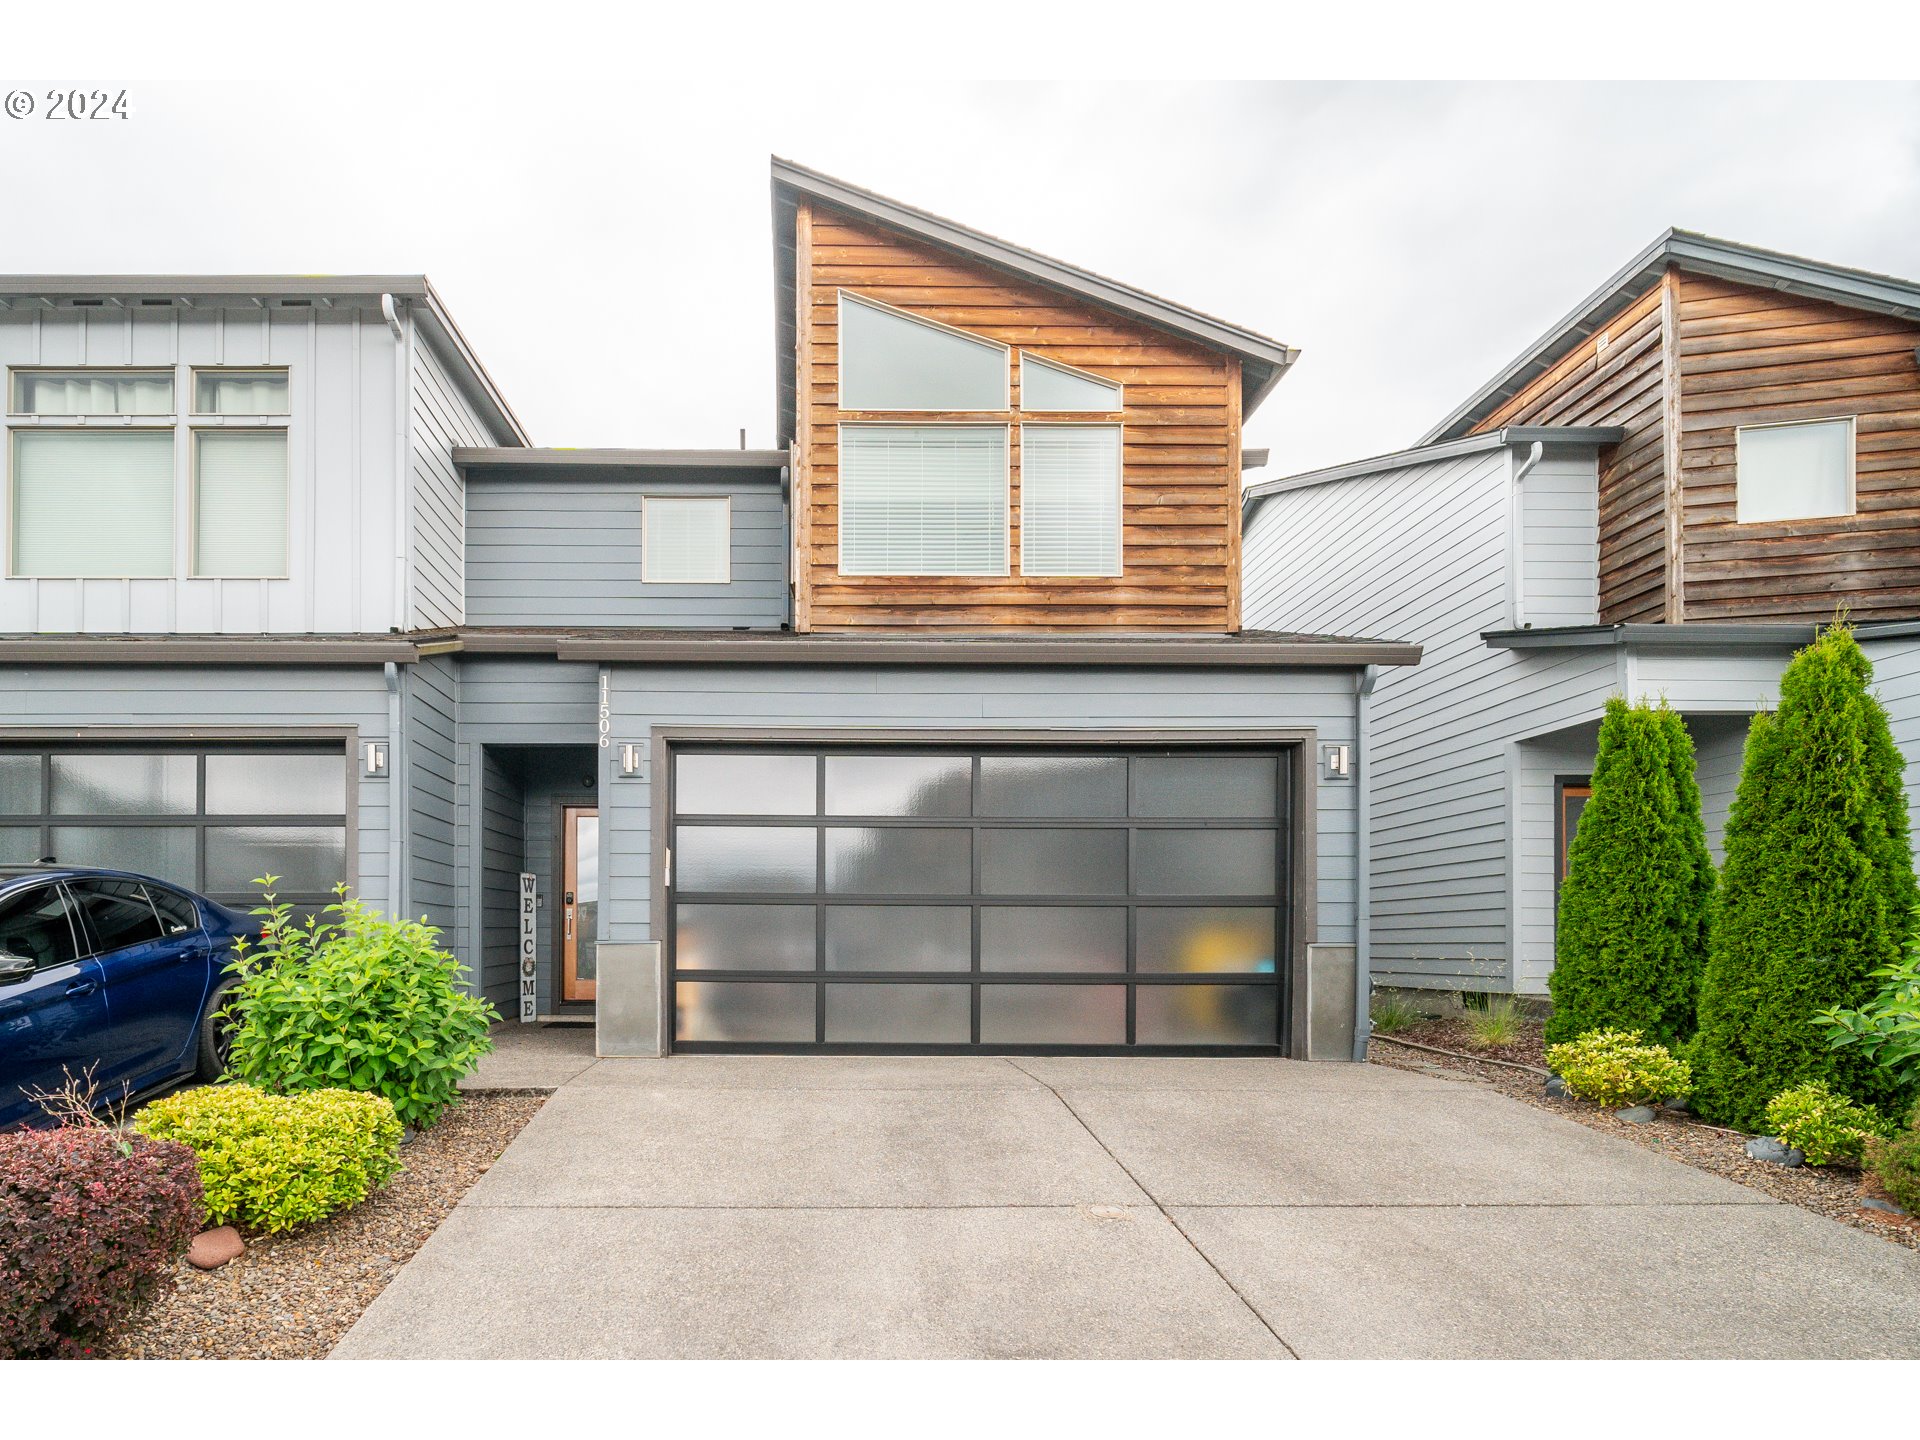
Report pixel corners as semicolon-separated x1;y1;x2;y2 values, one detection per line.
1545;697;1715;1048
1693;625;1918;1131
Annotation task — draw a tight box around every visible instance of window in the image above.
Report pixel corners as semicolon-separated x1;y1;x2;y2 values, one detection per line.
1735;417;1854;524
839;426;1008;576
0;885;81;970
1556;779;1591;894
194;430;288;577
10;369;173;416
193;369;288;415
642;496;730;584
1020;354;1122;412
838;294;1007;411
12;430;174;577
1020;425;1122;576
71;880;165;953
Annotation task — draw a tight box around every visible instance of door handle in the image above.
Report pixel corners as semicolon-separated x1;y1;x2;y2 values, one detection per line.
65;979;98;998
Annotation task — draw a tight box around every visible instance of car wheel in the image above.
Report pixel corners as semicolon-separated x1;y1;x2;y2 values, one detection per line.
196;981;239;1080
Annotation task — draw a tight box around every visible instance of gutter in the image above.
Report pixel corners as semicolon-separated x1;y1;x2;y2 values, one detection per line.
1482;622;1822;650
1353;663;1380;1062
546;635;1424;668
383;294;412;635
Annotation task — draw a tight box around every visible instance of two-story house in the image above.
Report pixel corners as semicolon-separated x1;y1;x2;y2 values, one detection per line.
1243;231;1920;1002
0;160;1419;1060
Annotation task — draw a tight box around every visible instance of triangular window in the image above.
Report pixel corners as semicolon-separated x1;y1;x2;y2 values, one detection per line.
1020;354;1122;412
839;294;1007;411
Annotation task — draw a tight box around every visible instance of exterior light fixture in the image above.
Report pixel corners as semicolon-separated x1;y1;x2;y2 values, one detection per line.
1322;743;1353;781
619;742;642;779
361;740;389;778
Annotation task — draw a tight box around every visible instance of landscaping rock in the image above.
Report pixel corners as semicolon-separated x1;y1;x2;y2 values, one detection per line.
187;1226;245;1271
1745;1137;1805;1168
1616;1105;1658;1124
1861;1197;1911;1217
1662;1097;1693;1114
1543;1075;1568;1098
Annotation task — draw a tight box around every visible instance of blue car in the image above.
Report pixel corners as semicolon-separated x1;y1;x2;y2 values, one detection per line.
0;865;260;1129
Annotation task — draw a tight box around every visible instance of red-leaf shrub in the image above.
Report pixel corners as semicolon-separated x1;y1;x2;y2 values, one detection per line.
0;1125;204;1358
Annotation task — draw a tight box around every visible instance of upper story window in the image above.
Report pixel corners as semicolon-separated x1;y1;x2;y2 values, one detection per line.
6;366;289;580
838;294;1007;411
642;496;731;584
1735;417;1854;524
833;293;1123;578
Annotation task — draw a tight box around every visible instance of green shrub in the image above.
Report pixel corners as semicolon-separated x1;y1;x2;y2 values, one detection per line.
1545;1029;1692;1108
1369;994;1420;1036
1547;698;1716;1049
1867;1119;1920;1213
1816;918;1920;1093
1464;995;1528;1048
1763;1081;1889;1166
134;1083;401;1233
223;884;497;1129
1692;625;1919;1131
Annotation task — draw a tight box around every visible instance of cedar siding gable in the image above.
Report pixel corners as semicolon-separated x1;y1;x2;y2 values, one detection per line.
1469;265;1920;626
793;202;1242;632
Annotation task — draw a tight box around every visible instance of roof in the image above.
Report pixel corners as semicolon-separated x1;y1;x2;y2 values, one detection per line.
1242;426;1625;514
1425;229;1920;444
455;447;787;477
769;158;1299;444
1482;622;1821;651
0;274;528;447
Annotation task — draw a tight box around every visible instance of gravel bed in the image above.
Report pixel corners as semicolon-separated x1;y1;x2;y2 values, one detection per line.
100;1091;547;1359
1371;1024;1919;1254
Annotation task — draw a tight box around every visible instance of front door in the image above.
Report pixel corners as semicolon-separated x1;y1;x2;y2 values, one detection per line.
561;806;599;1002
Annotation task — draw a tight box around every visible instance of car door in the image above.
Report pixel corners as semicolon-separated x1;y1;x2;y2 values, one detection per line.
71;878;210;1095
0;882;107;1129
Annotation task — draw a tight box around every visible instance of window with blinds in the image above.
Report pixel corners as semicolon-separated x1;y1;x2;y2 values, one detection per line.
839;426;1008;576
1020;426;1122;577
10;369;174;416
642;496;731;584
194;431;289;577
12;430;175;577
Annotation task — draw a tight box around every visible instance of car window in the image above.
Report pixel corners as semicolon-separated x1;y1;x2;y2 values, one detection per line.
72;879;166;954
144;885;201;937
0;883;82;970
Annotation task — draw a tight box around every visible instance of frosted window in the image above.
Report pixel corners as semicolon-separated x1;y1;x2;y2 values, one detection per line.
13;431;173;577
824;983;971;1043
1735;419;1852;523
1020;425;1121;577
980;984;1125;1045
674;826;816;893
193;370;288;415
838;425;1007;575
1020;354;1121;412
675;905;817;972
194;431;288;577
643;497;730;584
839;294;1007;411
12;369;173;415
677;981;815;1042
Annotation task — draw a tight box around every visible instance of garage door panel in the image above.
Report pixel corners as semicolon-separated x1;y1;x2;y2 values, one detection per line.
668;743;1293;1054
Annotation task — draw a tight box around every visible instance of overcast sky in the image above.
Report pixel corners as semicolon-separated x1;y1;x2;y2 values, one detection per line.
4;36;1918;475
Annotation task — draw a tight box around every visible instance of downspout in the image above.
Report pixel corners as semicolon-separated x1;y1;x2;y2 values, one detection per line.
381;294;410;635
1509;440;1545;630
1353;663;1380;1061
384;661;407;919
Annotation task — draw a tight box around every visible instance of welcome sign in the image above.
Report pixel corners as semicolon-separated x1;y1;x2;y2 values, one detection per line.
518;872;537;1022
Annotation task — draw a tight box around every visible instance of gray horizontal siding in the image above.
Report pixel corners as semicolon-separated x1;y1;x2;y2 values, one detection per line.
1863;635;1920;819
406;654;458;937
466;478;787;629
600;664;1360;954
1519;455;1599;628
0;664;393;912
410;339;491;630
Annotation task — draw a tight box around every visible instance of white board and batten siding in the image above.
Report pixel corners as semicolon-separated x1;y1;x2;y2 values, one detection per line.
1861;634;1920;815
0;300;505;636
1516;453;1599;629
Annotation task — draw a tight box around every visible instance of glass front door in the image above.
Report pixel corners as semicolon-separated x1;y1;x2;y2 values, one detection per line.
562;806;599;1002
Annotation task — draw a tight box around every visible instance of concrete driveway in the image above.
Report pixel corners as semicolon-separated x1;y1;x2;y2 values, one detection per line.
332;1045;1920;1359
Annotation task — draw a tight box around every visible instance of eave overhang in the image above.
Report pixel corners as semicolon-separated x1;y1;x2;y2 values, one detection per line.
1482;623;1820;651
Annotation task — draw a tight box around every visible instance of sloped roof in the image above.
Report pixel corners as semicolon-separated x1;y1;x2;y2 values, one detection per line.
0;274;528;446
1424;229;1920;444
770;158;1299;445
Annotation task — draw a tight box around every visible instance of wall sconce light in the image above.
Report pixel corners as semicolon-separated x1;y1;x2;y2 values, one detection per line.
1322;743;1353;781
361;740;389;778
618;742;643;779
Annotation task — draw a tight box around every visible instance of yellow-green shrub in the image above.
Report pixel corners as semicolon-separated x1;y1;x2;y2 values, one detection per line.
1545;1029;1693;1108
1765;1082;1889;1166
134;1084;401;1233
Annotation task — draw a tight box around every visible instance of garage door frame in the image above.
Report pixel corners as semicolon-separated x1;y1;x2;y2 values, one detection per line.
651;727;1318;1057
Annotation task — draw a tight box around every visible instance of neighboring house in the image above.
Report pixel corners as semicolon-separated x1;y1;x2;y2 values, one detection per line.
1243;230;1920;1001
0;159;1419;1060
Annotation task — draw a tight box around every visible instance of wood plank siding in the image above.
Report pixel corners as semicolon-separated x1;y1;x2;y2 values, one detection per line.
794;202;1242;632
1675;272;1920;623
1469;283;1670;624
